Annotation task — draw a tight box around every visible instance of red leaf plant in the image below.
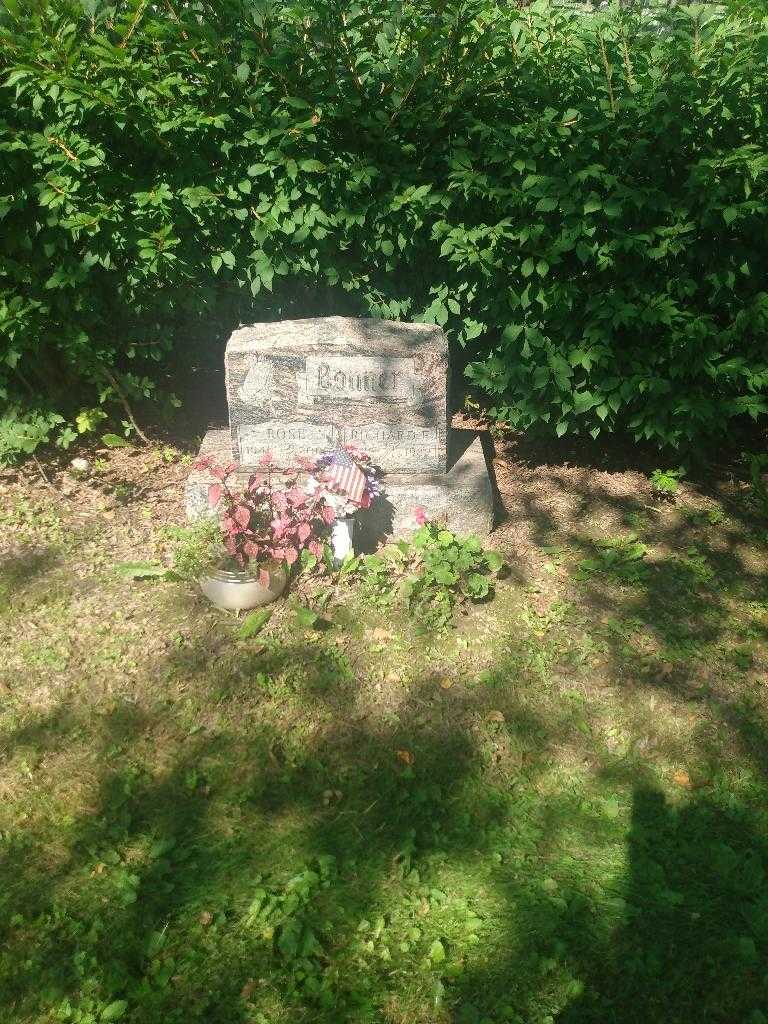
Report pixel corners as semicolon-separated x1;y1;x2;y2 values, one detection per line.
193;452;336;586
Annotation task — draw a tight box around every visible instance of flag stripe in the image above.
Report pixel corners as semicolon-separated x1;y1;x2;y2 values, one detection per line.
325;462;366;503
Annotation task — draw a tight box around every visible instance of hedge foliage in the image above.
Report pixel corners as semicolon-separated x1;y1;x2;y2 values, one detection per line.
1;0;767;456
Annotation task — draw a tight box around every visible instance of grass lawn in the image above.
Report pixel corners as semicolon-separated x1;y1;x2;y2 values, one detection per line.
2;435;768;1024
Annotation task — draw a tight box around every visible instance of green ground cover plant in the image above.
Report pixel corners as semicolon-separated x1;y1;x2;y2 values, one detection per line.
358;519;505;631
2;0;767;458
649;468;685;499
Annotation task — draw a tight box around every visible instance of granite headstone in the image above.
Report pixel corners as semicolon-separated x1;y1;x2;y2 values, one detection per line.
186;316;494;541
224;317;448;474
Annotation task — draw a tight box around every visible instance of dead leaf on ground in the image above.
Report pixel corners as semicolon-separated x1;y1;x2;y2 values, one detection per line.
370;627;394;643
199;910;213;926
439;678;454;690
487;710;506;723
240;979;257;1000
673;768;711;790
396;749;414;766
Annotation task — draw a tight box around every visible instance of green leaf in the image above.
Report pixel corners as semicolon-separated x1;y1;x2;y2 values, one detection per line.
300;549;318;570
535;197;558;212
102;1002;128;1022
433;565;457;585
521;257;535;278
429;939;446;963
298;159;325;172
237;178;252;194
339;554;361;575
465;573;490;598
238;608;272;638
603;796;620;819
485;551;504;574
502;323;523;344
722;207;737;225
294;606;320;629
101;433;129;448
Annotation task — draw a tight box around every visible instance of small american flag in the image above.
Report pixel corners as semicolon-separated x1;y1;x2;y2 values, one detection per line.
321;450;367;505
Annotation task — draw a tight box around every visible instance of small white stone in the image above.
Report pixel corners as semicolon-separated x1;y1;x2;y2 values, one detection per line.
70;457;90;476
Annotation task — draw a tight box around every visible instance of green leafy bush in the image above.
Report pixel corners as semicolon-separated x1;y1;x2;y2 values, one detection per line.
650;468;685;498
0;408;65;463
1;1;767;458
360;522;505;630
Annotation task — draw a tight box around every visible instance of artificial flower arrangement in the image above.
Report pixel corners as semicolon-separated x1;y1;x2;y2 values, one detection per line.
307;444;381;564
193;451;336;590
310;444;380;517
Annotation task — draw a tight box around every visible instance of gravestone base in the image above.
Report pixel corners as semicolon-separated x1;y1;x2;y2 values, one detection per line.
185;428;495;545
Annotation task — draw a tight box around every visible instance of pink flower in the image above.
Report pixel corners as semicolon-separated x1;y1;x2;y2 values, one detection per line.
413;506;427;526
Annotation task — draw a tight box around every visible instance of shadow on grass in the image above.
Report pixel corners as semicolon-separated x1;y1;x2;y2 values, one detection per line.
3;626;768;1023
0;623;567;1022
0;545;62;596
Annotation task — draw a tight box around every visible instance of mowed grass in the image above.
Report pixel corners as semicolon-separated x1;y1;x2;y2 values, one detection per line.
2;453;768;1024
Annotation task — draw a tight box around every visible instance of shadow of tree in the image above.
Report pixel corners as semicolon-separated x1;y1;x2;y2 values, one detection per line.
0;622;587;1022
561;785;768;1023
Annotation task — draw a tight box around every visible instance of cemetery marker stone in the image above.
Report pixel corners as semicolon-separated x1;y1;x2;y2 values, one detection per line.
187;316;494;540
224;317;449;474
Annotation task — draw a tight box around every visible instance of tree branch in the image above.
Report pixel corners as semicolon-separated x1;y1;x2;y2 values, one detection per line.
101;365;151;446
